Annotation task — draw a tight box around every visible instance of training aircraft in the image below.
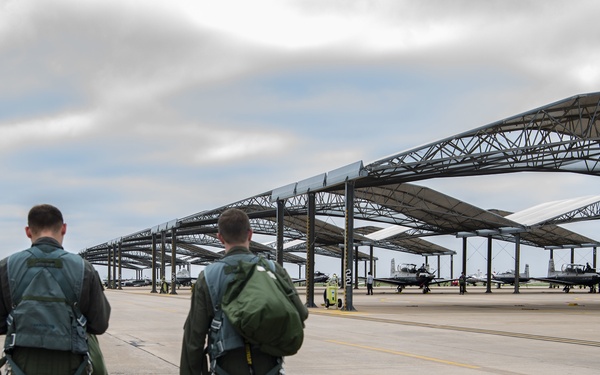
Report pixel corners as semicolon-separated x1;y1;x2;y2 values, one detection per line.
466;270;488;286
165;268;197;287
492;264;531;287
102;278;151;287
292;271;330;285
373;259;443;293
532;260;600;293
122;278;152;287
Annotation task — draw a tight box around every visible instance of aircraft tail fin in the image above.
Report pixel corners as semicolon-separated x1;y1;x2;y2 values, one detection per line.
548;259;556;276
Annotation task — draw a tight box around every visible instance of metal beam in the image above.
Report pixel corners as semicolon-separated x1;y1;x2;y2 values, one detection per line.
343;180;356;311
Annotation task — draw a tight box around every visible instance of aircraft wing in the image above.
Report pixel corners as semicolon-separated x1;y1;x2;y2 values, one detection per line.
431;278;457;285
166;277;197;286
372;277;412;286
373;277;455;286
429;277;492;286
530;277;581;286
293;272;329;284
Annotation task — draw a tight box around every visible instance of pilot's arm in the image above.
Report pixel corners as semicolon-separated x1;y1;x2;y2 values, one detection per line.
180;272;212;375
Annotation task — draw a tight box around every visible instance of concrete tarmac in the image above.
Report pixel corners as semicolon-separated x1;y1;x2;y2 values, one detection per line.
97;285;600;374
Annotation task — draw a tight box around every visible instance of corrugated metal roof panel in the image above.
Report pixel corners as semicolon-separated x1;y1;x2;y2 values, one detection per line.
507;195;600;226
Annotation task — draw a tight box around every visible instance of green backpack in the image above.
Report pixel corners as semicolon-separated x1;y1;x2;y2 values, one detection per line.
205;255;306;358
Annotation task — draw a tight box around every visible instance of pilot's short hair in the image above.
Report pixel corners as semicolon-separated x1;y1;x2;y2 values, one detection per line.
218;208;250;244
27;204;64;236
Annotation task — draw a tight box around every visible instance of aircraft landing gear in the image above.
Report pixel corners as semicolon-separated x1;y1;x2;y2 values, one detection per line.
563;286;571;293
422;286;431;294
396;285;404;293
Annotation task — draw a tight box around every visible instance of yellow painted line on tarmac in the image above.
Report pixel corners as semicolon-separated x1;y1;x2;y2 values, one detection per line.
326;340;480;369
313;308;366;316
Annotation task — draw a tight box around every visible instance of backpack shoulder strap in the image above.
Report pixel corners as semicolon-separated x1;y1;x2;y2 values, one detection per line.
203;260;229;311
203;254;258;368
257;257;275;272
204;253;258;310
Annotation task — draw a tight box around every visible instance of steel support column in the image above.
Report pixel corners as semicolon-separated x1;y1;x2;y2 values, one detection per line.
276;200;285;266
112;244;117;289
486;236;492;293
343;180;356;311
462;237;467;276
369;245;374;275
514;233;521;294
170;228;178;295
548;249;554;289
117;242;123;290
161;232;166;280
306;193;316;308
110;243;117;289
354;246;359;290
107;245;112;289
151;233;157;293
340;245;345;289
594;247;597;269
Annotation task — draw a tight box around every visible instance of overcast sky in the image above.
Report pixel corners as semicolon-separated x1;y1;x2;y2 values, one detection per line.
2;0;600;279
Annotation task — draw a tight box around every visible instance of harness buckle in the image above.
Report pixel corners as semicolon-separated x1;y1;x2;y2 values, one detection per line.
7;334;16;348
77;315;87;327
210;319;222;331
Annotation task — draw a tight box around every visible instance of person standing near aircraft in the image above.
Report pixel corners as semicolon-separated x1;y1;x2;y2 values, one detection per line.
0;204;111;374
459;272;467;295
366;272;374;295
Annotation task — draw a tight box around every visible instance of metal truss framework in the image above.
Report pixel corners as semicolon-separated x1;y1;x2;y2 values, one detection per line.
80;92;600;302
82;189;456;274
365;92;600;182
537;200;600;227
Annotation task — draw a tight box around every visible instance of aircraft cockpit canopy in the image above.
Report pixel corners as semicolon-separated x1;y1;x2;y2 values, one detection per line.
399;263;418;273
177;269;191;278
562;264;586;273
